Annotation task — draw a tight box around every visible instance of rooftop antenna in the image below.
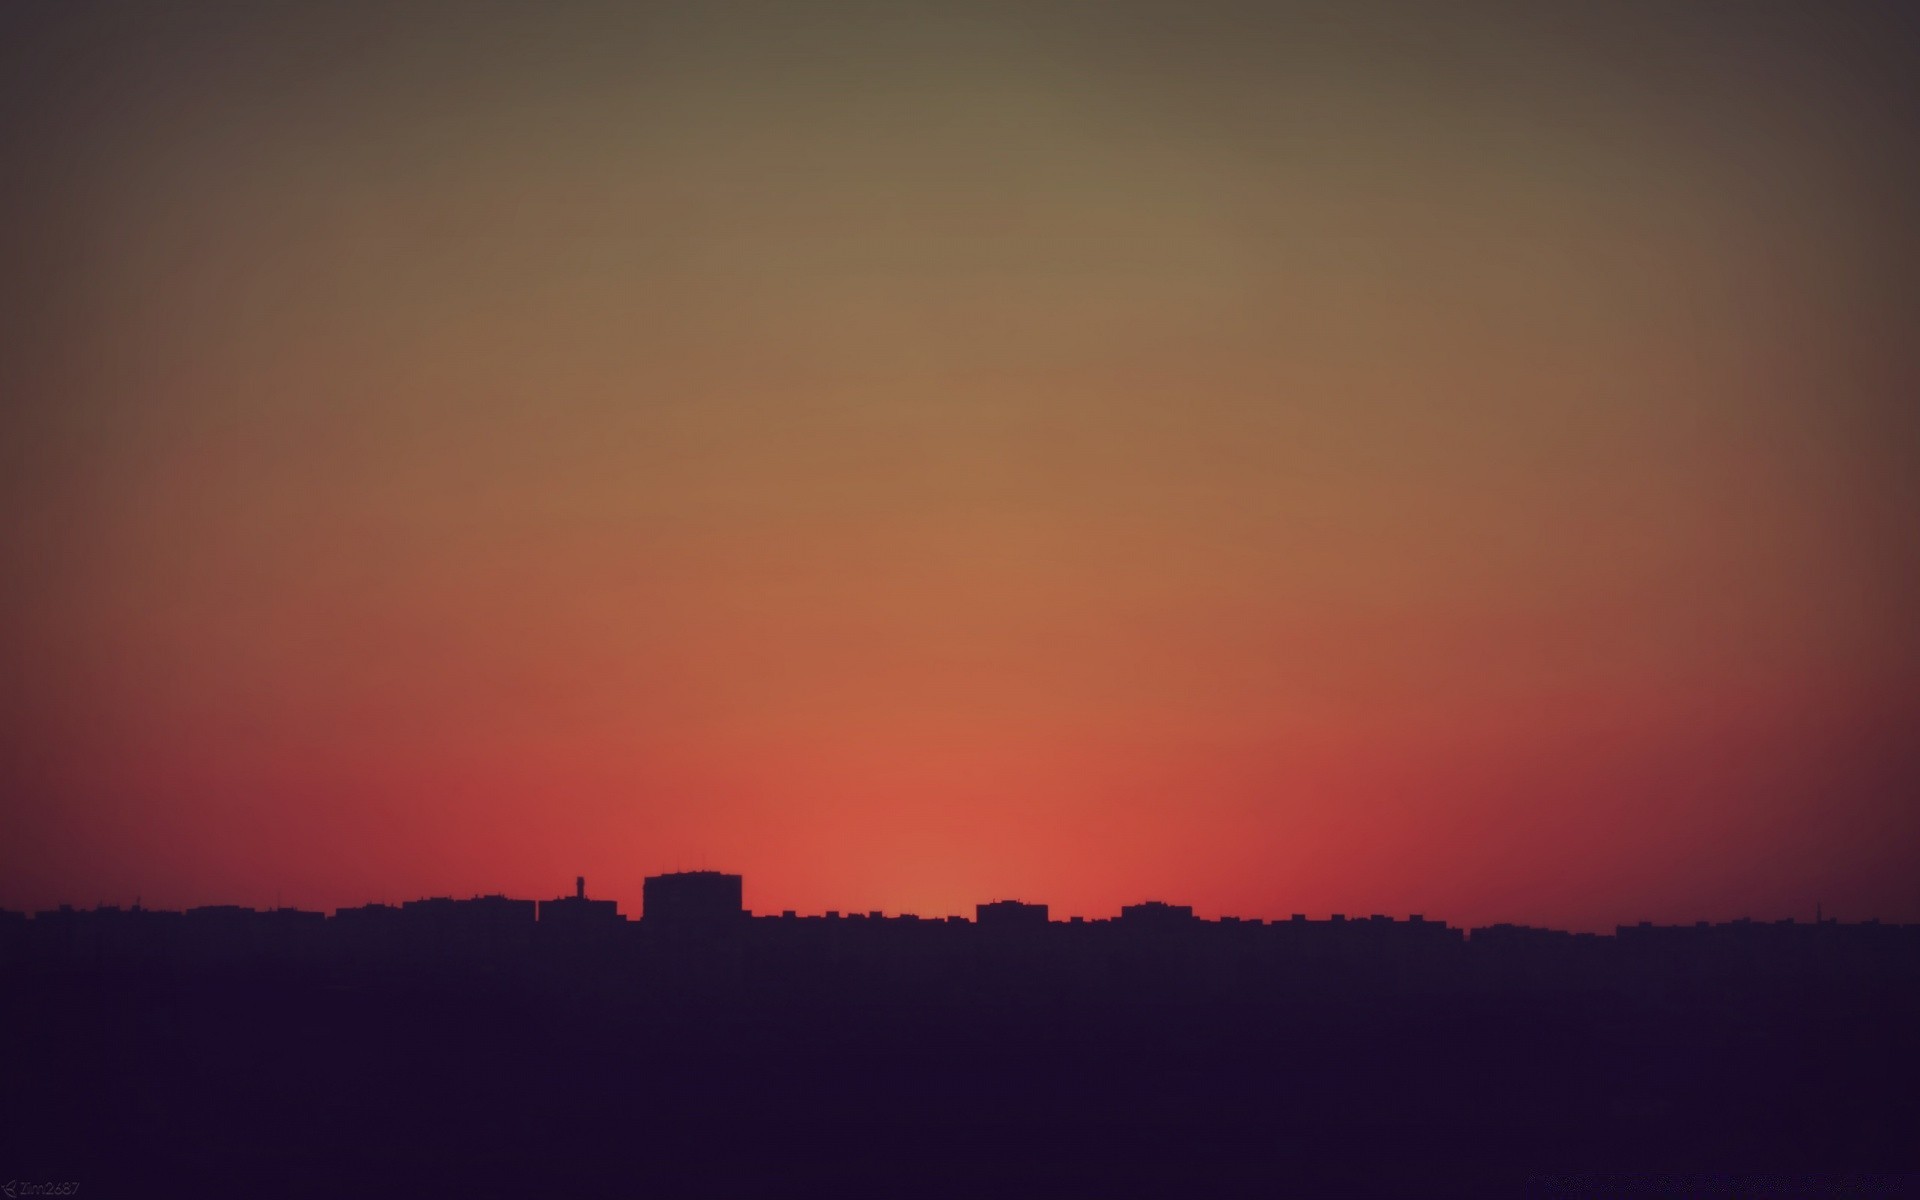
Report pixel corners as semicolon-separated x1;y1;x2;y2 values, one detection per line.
1817;900;1823;924
576;875;585;901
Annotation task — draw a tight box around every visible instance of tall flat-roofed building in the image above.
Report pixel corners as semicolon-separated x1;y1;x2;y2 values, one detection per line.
643;871;745;930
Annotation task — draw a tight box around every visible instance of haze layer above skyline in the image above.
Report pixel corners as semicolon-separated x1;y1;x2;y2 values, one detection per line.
3;1;1917;929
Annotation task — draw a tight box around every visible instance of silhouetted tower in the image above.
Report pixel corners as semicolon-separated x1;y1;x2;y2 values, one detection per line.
540;876;622;933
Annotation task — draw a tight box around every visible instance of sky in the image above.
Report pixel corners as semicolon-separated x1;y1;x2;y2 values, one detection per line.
2;1;1917;930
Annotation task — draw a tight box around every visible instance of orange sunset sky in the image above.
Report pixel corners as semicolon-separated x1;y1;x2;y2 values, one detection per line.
2;1;1917;930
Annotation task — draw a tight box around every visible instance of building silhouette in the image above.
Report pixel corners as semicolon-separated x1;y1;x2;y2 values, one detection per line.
642;870;744;931
976;899;1049;927
1119;900;1196;927
400;894;535;957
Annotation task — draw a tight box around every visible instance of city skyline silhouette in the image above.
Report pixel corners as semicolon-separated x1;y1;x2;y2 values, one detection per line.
7;866;1903;936
8;866;1918;1194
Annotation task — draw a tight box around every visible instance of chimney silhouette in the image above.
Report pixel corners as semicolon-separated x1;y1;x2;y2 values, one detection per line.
576;876;585;901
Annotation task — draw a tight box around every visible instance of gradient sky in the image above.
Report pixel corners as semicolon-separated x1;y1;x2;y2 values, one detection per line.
3;1;1917;930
